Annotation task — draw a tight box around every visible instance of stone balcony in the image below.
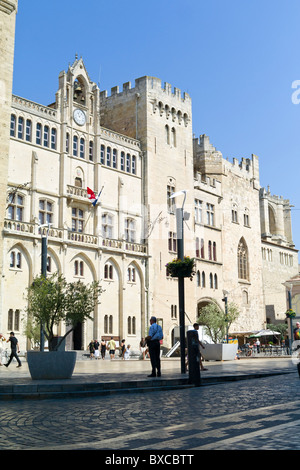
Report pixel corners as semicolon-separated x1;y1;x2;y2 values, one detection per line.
3;219;148;255
66;185;90;201
102;238;147;254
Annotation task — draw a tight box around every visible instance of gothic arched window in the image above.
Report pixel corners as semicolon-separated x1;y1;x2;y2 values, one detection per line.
237;238;249;280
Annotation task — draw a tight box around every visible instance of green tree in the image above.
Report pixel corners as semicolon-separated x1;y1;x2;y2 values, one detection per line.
197;302;240;344
267;323;288;342
23;313;41;349
26;273;103;351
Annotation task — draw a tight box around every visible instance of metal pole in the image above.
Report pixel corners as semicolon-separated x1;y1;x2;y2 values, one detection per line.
40;236;47;352
224;296;228;344
222;290;229;344
288;289;293;354
176;207;186;374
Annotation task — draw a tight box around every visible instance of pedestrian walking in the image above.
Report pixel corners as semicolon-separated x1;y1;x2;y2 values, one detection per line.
139;337;147;360
120;339;126;360
107;337;116;360
4;332;21;368
124;344;131;360
88;340;95;359
193;323;208;371
100;338;106;359
94;339;100;359
145;316;163;377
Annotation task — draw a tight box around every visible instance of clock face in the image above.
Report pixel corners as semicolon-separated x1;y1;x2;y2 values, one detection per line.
73;109;86;126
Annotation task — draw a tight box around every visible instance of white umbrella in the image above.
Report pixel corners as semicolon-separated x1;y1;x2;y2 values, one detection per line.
251;329;281;337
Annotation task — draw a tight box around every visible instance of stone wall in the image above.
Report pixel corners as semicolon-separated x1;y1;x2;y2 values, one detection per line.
0;0;18;333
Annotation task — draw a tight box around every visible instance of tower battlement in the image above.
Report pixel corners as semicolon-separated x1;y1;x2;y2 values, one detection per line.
100;76;191;104
193;134;260;185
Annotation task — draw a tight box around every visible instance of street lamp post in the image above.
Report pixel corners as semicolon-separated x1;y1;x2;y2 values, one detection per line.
39;223;52;352
169;190;188;374
222;290;229;343
287;284;293;354
283;281;293;354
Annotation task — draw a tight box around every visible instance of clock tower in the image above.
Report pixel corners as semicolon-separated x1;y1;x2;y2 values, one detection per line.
57;56;100;130
55;56;101;230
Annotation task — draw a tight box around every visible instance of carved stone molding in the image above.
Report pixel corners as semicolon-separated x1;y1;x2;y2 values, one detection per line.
0;0;17;15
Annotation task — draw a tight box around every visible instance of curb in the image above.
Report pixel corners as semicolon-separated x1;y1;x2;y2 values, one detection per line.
0;369;296;401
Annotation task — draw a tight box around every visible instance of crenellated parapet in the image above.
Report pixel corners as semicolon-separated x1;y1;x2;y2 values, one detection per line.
193;134;260;187
224;155;259;183
100;76;192;138
101;76;191;103
193;134;223;175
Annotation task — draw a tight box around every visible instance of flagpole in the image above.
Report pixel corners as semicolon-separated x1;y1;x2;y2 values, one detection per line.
83;211;92;232
84;186;104;232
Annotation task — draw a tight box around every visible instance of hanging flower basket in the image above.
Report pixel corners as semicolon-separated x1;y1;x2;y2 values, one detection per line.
166;256;196;280
286;309;296;318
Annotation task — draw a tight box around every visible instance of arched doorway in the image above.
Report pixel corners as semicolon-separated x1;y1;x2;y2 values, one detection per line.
197;299;213;317
73;322;83;350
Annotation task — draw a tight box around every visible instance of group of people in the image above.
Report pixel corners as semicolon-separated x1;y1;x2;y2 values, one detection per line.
0;332;22;368
88;338;116;360
87;316;164;377
88;337;133;361
0;317;210;379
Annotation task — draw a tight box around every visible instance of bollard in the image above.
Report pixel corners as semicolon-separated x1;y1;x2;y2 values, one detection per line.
187;330;201;386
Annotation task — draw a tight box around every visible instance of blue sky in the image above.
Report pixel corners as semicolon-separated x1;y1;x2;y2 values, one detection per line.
13;0;300;257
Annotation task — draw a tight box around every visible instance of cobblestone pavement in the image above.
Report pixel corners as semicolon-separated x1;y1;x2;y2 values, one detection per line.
1;371;300;451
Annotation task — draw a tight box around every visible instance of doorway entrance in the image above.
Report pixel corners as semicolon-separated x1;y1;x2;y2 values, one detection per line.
73;322;83;350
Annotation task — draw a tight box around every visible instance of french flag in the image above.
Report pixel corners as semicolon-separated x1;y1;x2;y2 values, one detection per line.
87;187;101;206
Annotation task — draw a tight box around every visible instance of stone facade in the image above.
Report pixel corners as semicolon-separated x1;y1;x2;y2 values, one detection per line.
3;59;147;351
0;6;298;351
0;0;18;335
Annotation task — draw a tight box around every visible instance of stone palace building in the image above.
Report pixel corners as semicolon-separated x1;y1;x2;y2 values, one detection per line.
0;1;298;351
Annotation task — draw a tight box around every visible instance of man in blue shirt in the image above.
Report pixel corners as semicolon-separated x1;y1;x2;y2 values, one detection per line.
146;316;163;377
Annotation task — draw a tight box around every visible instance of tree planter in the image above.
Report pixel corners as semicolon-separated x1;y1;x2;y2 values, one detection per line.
200;343;237;361
26;351;77;380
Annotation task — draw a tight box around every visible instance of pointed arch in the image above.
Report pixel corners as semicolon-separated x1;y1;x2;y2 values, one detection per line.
70;251;97;281
268;204;276;235
237;237;249;280
101;256;123;341
46;247;62;274
73;75;88;105
124;259;145;340
8;242;33;284
197;297;223;319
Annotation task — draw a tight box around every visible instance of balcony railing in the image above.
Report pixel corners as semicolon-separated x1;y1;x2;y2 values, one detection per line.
68;231;98;245
4;219;147;255
66;185;90;200
102;238;147;254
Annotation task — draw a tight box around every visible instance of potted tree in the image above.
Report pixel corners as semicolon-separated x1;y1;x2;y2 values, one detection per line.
197;302;240;360
25;273;102;379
